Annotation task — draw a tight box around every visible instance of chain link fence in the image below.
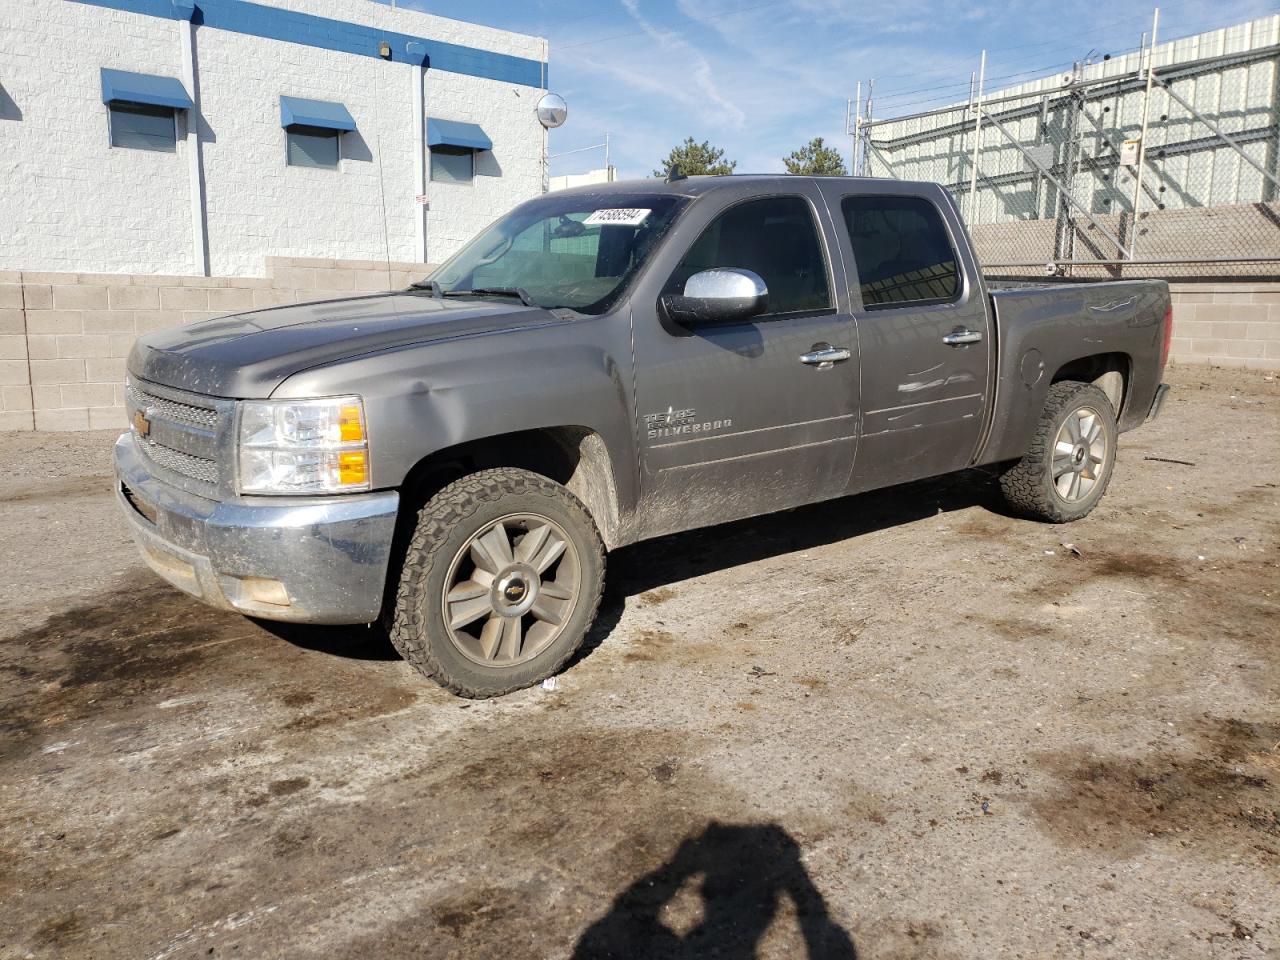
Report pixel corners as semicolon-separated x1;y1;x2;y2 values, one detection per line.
859;16;1280;279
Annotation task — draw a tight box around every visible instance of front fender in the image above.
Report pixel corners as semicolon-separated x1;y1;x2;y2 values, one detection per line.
271;323;639;521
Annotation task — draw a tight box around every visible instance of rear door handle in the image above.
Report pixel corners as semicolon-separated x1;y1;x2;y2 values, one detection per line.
800;345;852;367
942;328;983;346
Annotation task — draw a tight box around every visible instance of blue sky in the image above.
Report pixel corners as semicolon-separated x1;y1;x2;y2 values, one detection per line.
392;0;1277;179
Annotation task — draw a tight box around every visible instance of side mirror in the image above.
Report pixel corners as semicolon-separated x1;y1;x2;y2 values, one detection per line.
661;268;768;327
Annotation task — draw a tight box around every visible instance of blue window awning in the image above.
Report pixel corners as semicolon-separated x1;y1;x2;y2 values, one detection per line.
280;96;356;132
427;118;492;151
100;68;193;110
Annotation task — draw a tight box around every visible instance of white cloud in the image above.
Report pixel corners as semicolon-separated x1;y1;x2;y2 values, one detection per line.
617;0;746;129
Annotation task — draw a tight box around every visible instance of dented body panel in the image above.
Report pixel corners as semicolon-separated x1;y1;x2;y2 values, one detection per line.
115;175;1170;625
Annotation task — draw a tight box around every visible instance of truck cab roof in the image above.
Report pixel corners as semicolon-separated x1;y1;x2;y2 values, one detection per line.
549;174;943;202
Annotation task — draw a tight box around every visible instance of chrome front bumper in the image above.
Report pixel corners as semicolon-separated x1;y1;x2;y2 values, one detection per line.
113;433;399;624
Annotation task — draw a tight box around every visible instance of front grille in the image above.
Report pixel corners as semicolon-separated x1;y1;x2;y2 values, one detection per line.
127;382;218;429
128;379;225;492
138;436;219;485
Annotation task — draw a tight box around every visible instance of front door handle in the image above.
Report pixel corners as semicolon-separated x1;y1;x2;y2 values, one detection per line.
800;345;852;367
943;328;983;346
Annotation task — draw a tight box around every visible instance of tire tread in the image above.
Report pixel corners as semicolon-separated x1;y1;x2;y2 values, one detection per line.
999;380;1116;523
387;467;605;698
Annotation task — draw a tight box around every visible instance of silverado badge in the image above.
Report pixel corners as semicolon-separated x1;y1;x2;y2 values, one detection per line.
643;406;732;441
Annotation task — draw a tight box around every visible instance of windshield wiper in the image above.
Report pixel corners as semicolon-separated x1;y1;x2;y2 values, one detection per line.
407;279;444;298
446;287;539;308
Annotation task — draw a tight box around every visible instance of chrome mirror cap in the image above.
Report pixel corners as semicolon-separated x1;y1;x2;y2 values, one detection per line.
683;267;767;300
662;268;769;328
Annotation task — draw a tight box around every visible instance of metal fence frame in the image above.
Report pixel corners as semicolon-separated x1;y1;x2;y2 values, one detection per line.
852;15;1280;279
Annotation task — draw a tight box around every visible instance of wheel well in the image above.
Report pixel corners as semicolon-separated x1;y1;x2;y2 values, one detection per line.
1051;353;1130;415
397;427;622;548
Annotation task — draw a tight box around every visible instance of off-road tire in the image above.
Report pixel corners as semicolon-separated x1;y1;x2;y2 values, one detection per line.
387;468;605;698
999;380;1117;523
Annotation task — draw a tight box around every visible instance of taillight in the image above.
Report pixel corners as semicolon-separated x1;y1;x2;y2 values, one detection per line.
1160;304;1173;371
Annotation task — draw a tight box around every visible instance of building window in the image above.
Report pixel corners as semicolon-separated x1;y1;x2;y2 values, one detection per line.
279;96;355;171
426;119;491;185
286;126;341;169
108;102;177;152
431;146;474;184
100;68;192;153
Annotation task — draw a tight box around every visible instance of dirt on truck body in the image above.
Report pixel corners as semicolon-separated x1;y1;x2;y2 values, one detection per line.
114;175;1171;698
1;364;1276;959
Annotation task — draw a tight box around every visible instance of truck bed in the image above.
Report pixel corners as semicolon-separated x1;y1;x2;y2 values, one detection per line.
975;277;1170;466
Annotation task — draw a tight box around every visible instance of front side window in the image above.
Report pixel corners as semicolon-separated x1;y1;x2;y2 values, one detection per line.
286;126;341;169
109;103;177;152
427;193;688;314
663;196;831;315
431;146;474;184
841;196;960;309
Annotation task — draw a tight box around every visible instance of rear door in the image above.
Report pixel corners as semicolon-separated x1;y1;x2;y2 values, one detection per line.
821;183;992;492
629;186;859;539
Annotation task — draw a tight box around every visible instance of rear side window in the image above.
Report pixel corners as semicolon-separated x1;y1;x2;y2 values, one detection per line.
841;196;959;309
665;196;830;315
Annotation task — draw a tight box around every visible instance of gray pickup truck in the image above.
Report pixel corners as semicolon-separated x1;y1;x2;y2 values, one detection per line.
116;174;1171;697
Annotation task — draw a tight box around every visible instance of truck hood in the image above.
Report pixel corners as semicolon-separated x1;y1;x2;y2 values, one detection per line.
128;292;561;398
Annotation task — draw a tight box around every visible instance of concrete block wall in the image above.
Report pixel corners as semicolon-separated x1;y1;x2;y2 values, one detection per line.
1167;282;1280;371
0;257;430;431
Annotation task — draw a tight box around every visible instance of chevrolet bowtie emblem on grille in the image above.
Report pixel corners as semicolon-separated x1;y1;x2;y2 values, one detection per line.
133;408;152;439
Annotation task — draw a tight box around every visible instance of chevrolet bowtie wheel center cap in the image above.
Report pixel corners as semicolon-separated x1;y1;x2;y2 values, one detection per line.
491;564;542;619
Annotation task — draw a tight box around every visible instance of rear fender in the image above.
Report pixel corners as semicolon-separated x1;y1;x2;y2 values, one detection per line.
977;281;1168;465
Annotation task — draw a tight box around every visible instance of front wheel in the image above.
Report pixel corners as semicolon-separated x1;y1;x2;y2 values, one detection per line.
387;468;605;698
999;380;1117;523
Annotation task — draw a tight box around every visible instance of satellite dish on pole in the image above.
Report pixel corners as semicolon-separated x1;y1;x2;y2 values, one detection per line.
537;93;568;129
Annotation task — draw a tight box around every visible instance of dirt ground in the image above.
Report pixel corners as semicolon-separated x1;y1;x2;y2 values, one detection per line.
0;363;1276;960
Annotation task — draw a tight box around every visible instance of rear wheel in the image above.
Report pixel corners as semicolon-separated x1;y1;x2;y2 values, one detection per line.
388;468;605;698
999;380;1117;523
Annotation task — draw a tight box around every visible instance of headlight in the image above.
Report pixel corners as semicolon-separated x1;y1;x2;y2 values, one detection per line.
237;396;370;495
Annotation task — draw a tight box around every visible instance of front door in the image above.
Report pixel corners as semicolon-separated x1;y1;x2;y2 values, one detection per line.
823;187;992;492
630;190;859;540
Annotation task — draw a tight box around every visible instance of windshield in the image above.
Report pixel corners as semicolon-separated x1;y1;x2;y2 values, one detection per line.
424;192;688;314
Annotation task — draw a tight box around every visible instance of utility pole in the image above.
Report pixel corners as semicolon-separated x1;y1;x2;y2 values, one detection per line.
864;79;874;174
967;50;986;223
1130;7;1160;261
849;83;860;175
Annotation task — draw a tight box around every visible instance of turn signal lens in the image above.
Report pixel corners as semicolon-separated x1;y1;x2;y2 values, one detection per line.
339;404;365;443
338;450;368;486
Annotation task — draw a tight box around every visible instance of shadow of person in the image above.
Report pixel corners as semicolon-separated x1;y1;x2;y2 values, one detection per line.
572;821;857;960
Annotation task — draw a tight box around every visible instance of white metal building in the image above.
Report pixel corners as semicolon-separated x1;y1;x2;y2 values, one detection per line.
0;0;550;277
863;15;1279;225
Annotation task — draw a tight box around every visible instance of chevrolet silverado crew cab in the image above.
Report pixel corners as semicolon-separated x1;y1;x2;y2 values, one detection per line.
116;175;1172;697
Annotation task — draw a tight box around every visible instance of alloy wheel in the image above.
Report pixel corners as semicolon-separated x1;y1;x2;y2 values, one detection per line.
1051;405;1108;503
440;513;581;666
